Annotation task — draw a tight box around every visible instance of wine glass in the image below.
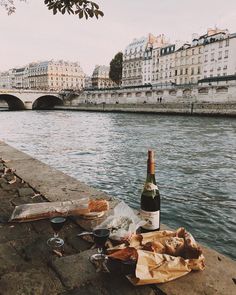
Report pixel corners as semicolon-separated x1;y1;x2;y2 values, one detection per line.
47;216;67;249
90;228;110;262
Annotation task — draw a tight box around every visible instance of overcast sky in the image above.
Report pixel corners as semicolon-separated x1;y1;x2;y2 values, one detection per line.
0;0;235;75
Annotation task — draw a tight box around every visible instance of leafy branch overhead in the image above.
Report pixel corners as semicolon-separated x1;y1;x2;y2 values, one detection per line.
44;0;104;19
0;0;104;19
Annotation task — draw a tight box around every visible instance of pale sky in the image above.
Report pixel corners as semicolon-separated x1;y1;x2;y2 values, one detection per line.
0;0;236;75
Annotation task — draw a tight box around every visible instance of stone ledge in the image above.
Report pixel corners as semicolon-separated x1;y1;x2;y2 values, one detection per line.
157;246;236;295
1;141;236;295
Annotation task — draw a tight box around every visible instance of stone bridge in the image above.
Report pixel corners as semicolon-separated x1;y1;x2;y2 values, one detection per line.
0;89;63;110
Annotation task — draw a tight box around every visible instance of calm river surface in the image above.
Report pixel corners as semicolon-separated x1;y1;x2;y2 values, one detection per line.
0;110;236;259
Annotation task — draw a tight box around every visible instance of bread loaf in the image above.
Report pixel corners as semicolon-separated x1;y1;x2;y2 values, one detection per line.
88;199;109;212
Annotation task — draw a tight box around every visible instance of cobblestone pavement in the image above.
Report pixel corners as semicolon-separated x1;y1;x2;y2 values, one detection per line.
0;159;157;295
0;159;93;294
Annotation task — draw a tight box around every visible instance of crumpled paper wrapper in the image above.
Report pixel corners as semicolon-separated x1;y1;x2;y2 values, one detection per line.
108;228;205;286
127;250;205;285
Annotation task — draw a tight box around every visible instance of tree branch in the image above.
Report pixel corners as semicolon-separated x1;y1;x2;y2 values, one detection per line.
0;0;104;18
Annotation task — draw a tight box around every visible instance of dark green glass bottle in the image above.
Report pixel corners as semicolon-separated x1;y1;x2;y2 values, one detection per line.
140;150;160;232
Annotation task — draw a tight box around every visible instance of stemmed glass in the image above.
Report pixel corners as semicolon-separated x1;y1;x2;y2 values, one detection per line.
90;228;110;262
47;216;67;249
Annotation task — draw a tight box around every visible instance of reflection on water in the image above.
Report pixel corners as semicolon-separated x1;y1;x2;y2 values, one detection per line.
0;110;236;260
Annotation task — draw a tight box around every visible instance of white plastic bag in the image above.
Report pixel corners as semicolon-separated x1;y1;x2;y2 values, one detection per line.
97;201;145;240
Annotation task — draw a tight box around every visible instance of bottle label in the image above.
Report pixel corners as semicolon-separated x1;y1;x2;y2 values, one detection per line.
140;209;160;230
144;182;158;191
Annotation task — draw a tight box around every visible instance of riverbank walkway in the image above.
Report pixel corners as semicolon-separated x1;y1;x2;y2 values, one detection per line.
0;140;236;295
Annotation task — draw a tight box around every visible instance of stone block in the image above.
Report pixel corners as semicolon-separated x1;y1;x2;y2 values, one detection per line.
50;249;99;289
0;177;8;186
0;269;62;295
17;187;35;197
99;274;156;295
0;243;28;276
63;223;92;252
0;181;18;193
58;283;110;295
0;222;35;243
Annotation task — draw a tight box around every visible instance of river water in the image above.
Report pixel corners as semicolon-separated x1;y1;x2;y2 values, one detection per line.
0;110;235;259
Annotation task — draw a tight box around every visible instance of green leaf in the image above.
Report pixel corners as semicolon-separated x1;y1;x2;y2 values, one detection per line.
62;7;66;14
96;10;104;17
79;10;84;18
53;7;57;15
91;1;99;9
88;10;94;17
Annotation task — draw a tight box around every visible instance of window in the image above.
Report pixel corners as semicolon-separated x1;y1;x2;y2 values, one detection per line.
219;41;223;48
218;51;222;60
225;39;229;47
211;53;214;61
224;50;229;58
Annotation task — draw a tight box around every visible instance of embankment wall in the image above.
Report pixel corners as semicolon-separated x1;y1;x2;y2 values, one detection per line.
57;102;236;116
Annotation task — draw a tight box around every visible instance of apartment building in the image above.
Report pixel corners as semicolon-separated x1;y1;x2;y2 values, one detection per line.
201;30;236;78
0;60;85;91
157;44;176;84
122;28;236;87
143;34;168;85
91;65;115;89
122;34;162;86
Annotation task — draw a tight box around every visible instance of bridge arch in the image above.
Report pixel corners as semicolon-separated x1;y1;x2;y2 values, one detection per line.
32;95;63;110
0;94;25;110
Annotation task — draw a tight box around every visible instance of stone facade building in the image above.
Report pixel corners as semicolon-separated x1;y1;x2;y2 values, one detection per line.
84;76;93;89
122;34;167;87
201;30;236;79
122;28;236;87
0;60;85;91
91;65;115;89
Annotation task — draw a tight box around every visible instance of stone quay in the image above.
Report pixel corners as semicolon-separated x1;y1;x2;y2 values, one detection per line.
0;140;236;295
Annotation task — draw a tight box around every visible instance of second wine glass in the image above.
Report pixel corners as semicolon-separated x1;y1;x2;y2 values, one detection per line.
90;228;110;262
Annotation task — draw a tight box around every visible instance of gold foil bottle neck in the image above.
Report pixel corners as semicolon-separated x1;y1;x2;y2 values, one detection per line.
147;150;155;175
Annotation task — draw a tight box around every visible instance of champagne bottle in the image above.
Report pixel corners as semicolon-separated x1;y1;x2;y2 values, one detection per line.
140;150;160;232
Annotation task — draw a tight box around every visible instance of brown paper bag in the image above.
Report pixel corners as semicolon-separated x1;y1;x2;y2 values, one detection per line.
128;250;190;285
108;228;205;286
